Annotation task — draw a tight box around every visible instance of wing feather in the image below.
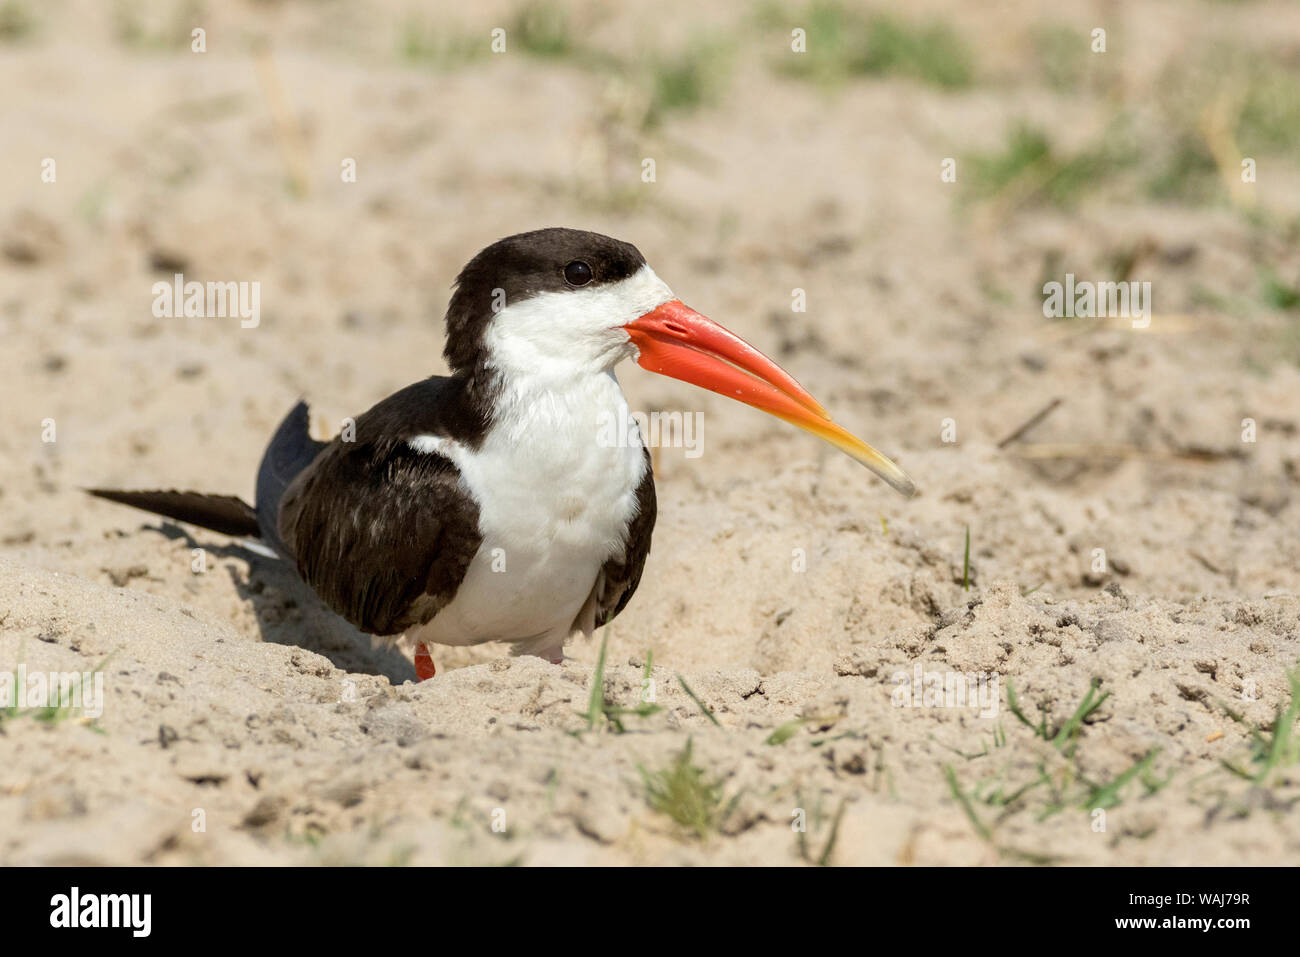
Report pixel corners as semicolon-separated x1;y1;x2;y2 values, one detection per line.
276;378;484;636
593;447;656;628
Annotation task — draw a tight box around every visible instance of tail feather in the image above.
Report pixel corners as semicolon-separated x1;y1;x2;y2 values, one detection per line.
255;400;328;558
85;489;260;538
87;400;327;550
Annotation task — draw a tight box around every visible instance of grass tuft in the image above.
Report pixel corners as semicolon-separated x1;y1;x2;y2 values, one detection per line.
676;675;722;727
0;0;35;41
765;718;808;746
964;122;1136;209
1006;677;1108;756
945;764;991;840
398;18;484;69
641;738;727;839
795;794;848;866
1220;671;1300;783
576;632;662;734
644;40;731;126
1260;269;1300;311
512;0;573;59
2;650;115;731
763;2;974;89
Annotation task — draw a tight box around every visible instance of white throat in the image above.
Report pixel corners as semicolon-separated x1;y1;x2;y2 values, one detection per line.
480;263;675;390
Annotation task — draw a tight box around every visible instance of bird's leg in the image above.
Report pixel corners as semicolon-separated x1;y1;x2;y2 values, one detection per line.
414;643;437;681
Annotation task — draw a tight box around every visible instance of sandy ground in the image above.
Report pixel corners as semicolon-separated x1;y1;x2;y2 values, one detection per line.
2;0;1299;865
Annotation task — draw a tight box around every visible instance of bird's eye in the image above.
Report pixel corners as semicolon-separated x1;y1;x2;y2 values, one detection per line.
564;260;593;286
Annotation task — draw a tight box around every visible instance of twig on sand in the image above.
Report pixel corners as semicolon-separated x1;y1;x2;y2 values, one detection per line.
253;41;311;197
997;397;1063;449
1009;443;1234;464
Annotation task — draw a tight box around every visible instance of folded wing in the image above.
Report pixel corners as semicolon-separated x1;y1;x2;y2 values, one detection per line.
276;378;484;636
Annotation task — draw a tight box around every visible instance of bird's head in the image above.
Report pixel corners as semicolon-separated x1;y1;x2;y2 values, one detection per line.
445;227;916;496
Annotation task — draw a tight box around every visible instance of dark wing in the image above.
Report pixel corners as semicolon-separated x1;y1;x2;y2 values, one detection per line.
593;447;656;628
276;377;485;636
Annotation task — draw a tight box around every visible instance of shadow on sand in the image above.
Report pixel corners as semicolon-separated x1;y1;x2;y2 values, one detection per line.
148;523;418;685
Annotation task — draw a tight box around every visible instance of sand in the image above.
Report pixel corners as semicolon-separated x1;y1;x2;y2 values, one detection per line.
1;0;1298;865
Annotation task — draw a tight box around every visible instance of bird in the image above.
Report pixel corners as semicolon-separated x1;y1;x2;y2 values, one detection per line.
88;228;915;678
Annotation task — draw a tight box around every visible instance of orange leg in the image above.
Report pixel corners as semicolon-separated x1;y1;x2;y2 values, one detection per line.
414;643;437;681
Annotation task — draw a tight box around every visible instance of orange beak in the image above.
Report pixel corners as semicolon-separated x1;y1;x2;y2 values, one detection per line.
623;300;916;497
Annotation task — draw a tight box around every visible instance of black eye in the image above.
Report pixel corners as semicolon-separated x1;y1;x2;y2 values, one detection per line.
564;260;593;286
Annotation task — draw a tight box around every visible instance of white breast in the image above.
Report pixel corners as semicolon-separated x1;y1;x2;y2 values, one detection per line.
409;371;647;659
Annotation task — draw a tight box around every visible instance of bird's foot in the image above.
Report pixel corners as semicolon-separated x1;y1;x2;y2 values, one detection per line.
414;643;437;681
